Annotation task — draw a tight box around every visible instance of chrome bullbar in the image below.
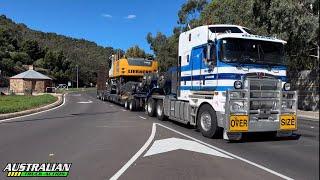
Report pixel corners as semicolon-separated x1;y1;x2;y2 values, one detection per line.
225;78;297;132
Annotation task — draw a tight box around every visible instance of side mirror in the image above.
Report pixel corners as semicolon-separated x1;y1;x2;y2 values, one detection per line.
205;43;216;70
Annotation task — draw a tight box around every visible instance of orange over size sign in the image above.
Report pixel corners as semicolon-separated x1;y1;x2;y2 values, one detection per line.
229;115;249;132
280;114;297;130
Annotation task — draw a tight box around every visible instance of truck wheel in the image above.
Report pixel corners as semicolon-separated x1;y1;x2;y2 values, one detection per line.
124;100;129;109
129;99;136;111
156;100;165;121
197;104;220;138
147;98;156;117
134;99;140;111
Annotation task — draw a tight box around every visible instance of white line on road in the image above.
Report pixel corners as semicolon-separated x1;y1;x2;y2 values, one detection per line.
0;94;66;124
156;123;294;180
122;109;127;112
110;105;114;107
311;126;314;129
138;116;146;120
109;123;156;180
109;123;294;180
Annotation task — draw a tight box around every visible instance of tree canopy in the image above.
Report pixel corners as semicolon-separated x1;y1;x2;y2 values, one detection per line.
0;15;115;87
147;0;319;77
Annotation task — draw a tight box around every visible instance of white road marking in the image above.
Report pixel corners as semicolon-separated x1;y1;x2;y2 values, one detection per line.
49;153;54;157
310;126;314;129
122;109;127;112
0;94;66;123
144;137;232;159
71;94;81;96
109;123;294;180
156;123;294;180
77;100;92;104
109;123;156;180
110;105;114;107
138;116;146;120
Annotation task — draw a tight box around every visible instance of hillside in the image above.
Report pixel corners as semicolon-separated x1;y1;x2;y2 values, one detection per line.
0;15;114;86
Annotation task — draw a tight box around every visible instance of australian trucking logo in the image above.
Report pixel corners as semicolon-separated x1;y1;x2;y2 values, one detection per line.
3;163;72;177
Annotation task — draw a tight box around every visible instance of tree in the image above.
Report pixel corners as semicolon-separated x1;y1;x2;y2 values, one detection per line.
21;40;44;61
125;45;146;58
146;29;180;72
178;0;208;29
10;52;32;64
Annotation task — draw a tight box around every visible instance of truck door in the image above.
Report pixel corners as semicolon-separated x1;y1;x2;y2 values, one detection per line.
190;47;203;90
200;44;217;91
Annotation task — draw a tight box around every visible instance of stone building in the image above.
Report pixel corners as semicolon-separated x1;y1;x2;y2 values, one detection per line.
10;66;52;94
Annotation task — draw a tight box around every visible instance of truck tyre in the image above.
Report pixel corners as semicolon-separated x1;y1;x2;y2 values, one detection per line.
156;100;165;121
197;104;220;138
124;100;129;109
129;99;136;111
134;99;140;111
147;98;156;117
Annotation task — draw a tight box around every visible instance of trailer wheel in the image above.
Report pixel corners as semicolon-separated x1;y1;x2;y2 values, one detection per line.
129;99;136;111
147;98;156;117
197;104;220;138
156;100;165;121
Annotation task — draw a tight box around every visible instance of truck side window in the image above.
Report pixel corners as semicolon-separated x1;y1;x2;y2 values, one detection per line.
187;55;189;63
178;56;181;65
203;47;207;59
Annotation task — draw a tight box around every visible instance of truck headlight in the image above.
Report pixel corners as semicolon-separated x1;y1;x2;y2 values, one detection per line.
234;81;242;89
283;83;291;91
230;101;247;112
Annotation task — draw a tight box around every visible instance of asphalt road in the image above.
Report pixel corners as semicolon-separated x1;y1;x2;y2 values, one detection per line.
0;92;318;180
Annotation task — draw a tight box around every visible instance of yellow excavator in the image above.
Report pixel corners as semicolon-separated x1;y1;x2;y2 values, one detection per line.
97;53;158;110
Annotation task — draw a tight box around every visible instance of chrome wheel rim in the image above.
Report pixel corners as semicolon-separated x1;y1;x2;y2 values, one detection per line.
147;101;152;113
157;104;162;116
200;112;211;131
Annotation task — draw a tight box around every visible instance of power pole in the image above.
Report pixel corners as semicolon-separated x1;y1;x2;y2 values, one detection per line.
76;65;79;89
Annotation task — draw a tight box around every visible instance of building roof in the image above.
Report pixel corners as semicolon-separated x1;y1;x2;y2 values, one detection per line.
10;70;52;80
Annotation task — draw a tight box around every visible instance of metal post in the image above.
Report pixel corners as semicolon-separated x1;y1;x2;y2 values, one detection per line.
76;65;79;89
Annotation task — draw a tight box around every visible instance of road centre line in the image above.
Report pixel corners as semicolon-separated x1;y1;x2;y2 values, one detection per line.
109;122;294;180
0;94;66;124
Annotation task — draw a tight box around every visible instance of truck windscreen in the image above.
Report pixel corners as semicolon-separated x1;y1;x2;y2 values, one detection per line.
220;38;285;66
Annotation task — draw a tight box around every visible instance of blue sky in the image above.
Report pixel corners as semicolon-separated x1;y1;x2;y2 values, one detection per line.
0;0;186;53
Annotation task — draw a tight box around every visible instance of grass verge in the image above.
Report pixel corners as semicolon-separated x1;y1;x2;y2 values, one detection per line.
55;87;96;93
0;94;57;114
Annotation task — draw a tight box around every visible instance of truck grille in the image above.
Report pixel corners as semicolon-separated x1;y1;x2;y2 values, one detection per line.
245;78;282;120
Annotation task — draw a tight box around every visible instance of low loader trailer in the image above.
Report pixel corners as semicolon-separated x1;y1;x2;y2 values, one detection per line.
97;54;158;111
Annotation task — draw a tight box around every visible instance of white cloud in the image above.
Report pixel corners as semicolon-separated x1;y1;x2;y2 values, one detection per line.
101;14;112;18
125;14;136;19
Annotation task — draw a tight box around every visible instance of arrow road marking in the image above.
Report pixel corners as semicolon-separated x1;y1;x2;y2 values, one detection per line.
109;123;294;180
77;100;92;104
144;137;232;159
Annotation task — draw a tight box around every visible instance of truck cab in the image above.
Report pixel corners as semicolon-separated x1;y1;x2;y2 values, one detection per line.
150;25;297;140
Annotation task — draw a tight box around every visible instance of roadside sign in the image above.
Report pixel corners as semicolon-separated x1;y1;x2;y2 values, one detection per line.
68;81;71;87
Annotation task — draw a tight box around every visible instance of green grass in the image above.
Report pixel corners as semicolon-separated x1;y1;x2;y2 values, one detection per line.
55;87;96;93
0;94;57;114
